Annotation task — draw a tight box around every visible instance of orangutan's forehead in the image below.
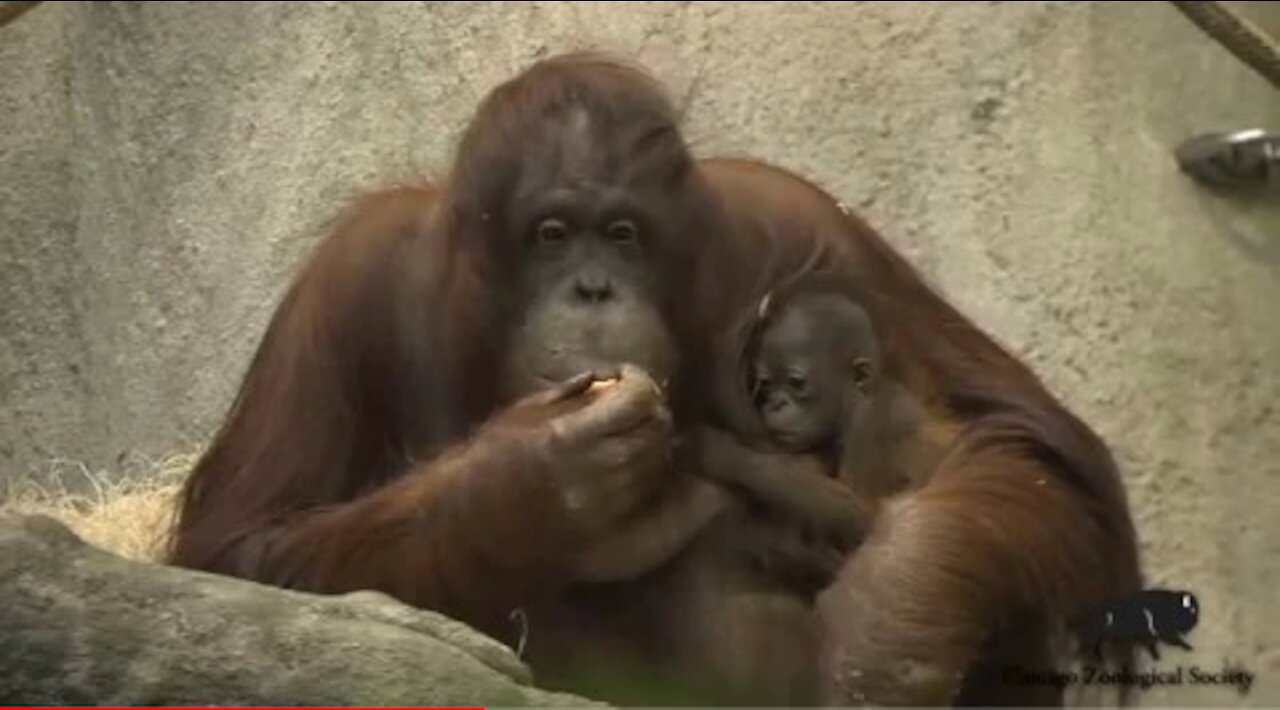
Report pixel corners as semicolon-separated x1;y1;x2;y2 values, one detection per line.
758;296;878;362
518;105;679;192
759;309;827;355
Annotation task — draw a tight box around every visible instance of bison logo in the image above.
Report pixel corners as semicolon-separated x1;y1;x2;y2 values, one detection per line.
1073;589;1199;660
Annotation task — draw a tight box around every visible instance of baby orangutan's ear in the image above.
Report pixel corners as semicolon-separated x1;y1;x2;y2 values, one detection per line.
849;357;876;393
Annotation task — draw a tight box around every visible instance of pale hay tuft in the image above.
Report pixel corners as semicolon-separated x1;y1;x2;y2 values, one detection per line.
1;453;196;562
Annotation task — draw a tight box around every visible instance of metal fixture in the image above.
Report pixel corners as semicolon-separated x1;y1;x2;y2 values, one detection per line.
1175;129;1278;188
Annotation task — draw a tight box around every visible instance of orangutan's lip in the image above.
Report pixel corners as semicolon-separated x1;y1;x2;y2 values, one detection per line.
771;431;810;451
533;369;670;402
537;358;619;382
536;367;579;386
771;430;799;443
533;368;599;389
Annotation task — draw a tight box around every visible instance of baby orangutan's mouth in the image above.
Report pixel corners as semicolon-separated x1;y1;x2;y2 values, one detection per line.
769;430;808;450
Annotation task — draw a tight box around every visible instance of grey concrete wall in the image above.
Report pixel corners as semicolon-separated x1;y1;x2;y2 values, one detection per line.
1;1;1277;705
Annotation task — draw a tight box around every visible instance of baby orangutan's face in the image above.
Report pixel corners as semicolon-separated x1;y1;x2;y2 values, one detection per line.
751;311;847;453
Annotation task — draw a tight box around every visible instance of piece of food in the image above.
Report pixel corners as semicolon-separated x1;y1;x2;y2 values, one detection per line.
588;377;621;395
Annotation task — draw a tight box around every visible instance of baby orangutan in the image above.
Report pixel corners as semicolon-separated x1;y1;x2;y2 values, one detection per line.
697;285;940;558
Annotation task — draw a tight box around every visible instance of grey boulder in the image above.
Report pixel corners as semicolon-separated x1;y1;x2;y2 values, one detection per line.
0;513;604;706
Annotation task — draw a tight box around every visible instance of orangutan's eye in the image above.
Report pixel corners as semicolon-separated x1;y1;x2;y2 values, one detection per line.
535;217;569;244
606;219;640;245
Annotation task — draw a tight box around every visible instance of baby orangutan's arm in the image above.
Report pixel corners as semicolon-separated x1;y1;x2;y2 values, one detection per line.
698;427;878;549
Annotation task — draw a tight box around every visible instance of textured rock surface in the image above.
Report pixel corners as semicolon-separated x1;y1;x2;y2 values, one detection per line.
0;2;1276;705
0;513;601;706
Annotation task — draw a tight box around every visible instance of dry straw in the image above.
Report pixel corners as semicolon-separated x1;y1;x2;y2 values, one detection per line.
2;452;196;562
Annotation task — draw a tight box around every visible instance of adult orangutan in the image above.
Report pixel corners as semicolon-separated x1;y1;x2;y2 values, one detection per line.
166;52;1141;706
168;52;716;632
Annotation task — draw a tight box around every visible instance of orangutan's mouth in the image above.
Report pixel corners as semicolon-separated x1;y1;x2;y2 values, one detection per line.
769;430;812;453
536;359;615;384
